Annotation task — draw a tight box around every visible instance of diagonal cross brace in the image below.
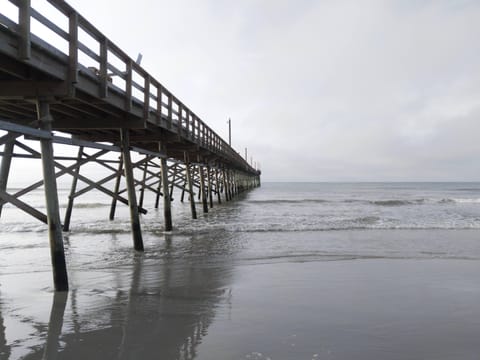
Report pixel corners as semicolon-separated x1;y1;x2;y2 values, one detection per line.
0;144;110;206
0;189;48;223
3;141;147;214
81;155;162;204
94;155;165;198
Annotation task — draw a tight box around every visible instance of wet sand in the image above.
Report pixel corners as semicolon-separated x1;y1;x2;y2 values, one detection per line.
198;259;480;360
1;235;480;359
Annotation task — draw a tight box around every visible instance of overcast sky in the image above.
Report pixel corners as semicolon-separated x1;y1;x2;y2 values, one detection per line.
10;0;480;181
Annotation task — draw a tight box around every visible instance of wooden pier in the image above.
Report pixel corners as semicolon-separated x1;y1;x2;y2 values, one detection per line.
0;0;261;291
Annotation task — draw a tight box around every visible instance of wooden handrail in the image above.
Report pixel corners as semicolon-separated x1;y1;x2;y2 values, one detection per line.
4;0;259;173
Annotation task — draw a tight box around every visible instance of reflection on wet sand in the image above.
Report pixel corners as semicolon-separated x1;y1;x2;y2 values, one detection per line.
5;234;234;360
42;292;68;360
0;297;10;360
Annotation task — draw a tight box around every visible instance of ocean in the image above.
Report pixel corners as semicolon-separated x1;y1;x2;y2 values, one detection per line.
1;182;480;359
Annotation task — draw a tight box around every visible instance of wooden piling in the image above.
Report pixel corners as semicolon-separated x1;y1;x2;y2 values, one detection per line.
230;171;234;197
207;165;213;208
109;156;123;220
154;160;162;209
223;168;230;201
227;170;233;200
63;146;83;231
0;140;14;217
160;155;173;231
138;157;148;209
37;100;69;291
234;172;238;196
169;164;177;201
196;166;202;201
233;171;238;196
180;176;187;203
184;154;197;220
120;129;144;251
199;165;208;213
215;168;222;204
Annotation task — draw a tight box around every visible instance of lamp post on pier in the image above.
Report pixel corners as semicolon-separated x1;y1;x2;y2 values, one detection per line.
227;118;231;146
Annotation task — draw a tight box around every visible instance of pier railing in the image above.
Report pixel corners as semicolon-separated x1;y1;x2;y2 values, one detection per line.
0;0;262;292
0;0;257;174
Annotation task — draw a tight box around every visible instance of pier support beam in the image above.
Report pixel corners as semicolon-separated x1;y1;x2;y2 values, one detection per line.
223;168;230;201
138;157;148;209
109;157;123;220
227;170;233;200
154;160;162;209
37;100;69;291
230;170;235;198
120;129;144;251
215;168;222;204
63;146;83;231
0;140;14;217
233;171;238;196
160;154;173;231
180;176;187;203
199;165;208;213
169;164;177;201
197;166;201;201
184;154;197;220
234;172;238;196
207;165;213;209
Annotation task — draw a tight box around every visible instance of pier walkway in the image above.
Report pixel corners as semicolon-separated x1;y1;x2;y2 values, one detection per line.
0;0;261;290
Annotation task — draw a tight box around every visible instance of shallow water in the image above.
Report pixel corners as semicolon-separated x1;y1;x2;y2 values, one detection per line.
1;183;480;359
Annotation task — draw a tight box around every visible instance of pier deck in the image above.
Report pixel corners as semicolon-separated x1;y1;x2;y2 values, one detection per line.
0;0;261;291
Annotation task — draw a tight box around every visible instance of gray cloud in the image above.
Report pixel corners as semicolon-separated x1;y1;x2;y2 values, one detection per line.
52;0;480;181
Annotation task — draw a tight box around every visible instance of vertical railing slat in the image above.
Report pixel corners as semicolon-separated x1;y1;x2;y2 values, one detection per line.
190;113;196;140
178;104;183;136
185;110;190;138
18;0;31;60
68;13;78;82
144;75;150;120
68;11;78;96
125;58;132;111
167;95;173;129
156;85;163;123
99;37;108;98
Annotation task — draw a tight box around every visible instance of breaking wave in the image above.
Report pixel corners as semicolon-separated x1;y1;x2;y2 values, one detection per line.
69;203;110;209
248;198;480;207
247;199;330;204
